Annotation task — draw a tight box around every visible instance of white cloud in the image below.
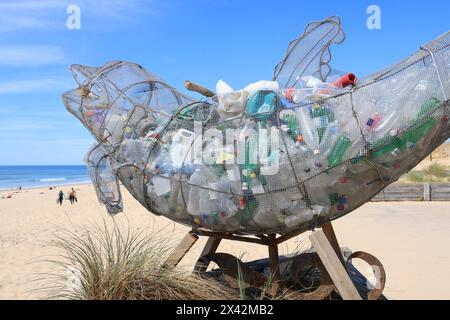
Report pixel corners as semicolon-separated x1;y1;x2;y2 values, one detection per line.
0;77;72;94
0;45;67;66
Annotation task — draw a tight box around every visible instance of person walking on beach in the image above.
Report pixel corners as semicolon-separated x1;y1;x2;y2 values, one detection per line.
57;190;65;206
69;188;77;204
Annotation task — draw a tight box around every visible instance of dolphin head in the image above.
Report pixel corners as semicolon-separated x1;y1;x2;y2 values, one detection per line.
62;61;192;147
62;61;149;145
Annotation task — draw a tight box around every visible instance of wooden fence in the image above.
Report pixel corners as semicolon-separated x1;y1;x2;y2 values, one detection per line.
371;183;450;201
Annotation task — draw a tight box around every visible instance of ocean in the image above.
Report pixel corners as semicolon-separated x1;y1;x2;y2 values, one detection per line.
0;165;90;190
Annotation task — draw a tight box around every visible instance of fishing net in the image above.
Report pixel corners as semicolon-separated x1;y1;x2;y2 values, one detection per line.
62;16;450;235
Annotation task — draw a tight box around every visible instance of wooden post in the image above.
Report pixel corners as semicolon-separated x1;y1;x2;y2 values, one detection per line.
163;231;199;267
423;183;431;201
310;230;362;300
321;221;346;266
267;234;281;296
194;236;222;273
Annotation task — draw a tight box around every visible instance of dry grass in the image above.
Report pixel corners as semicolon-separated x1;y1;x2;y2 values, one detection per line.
401;163;449;183
42;223;238;300
424;163;447;178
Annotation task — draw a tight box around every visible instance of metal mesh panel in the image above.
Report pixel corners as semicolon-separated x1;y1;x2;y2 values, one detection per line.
62;19;450;236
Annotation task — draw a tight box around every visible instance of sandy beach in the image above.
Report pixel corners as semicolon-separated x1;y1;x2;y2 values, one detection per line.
1;184;450;300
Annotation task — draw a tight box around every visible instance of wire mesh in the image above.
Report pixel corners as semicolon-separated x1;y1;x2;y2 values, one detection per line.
62;19;450;236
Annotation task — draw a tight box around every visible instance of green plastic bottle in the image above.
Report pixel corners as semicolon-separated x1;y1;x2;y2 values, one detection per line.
371;135;402;159
328;135;351;168
417;97;440;120
239;198;257;225
282;114;298;140
400;118;436;146
311;106;335;143
370;97;440;159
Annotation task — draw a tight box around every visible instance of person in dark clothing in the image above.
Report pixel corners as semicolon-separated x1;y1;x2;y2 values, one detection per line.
57;190;65;206
69;188;77;204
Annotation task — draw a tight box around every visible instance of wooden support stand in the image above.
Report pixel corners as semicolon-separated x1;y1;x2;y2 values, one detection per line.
310;229;362;300
163;221;379;300
163;231;199;267
194;236;222;273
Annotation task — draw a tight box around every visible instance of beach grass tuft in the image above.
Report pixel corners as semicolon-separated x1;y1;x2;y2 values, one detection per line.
44;223;237;300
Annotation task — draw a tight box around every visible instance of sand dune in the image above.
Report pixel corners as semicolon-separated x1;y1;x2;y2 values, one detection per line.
1;184;450;299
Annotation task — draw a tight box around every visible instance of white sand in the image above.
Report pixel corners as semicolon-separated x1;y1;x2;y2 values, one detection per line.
1;184;450;300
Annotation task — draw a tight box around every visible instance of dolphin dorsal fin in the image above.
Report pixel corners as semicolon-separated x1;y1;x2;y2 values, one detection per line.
273;16;345;87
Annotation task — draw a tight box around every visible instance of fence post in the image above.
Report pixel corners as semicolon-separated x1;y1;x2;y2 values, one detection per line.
423;183;431;201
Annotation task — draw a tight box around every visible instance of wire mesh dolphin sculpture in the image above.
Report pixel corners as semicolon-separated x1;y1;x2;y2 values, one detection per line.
62;16;450;235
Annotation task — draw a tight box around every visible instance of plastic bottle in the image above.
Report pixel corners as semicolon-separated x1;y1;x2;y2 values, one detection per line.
283;88;296;102
295;107;320;154
250;175;265;195
331;73;357;88
311;104;334;142
284;210;312;228
319;121;338;157
370;133;402;159
187;169;202;215
405;71;440;120
252;195;282;228
168;173;181;211
170;129;195;167
246;90;277;120
401;118;436;146
122;139;148;168
417;97;440;120
281;114;298;140
218;90;249;114
327;135;351;168
301;76;323;88
217;176;239;218
152;174;171;196
292;89;312;104
105;113;126;143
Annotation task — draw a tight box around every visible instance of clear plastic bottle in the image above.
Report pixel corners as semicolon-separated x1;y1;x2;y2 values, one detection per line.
187;169;201;215
253;196;281;229
319;121;338;157
295;107;320;154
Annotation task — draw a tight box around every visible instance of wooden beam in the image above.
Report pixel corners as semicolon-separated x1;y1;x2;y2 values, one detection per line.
321;221;346;266
274;227;305;245
267;234;282;296
196;229;269;245
163;231;199;267
194;236;222;273
423;183;431;201
184;80;215;97
310;230;362;300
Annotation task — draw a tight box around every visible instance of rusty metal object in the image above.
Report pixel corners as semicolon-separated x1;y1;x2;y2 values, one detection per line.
347;251;386;300
285;253;335;300
201;253;268;289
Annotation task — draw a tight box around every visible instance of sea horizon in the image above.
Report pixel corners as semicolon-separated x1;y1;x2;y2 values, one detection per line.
0;165;91;191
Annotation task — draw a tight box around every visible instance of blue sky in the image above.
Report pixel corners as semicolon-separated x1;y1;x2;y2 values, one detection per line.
0;0;449;165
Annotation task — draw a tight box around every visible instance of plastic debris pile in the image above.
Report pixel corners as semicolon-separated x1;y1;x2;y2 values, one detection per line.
63;17;450;235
